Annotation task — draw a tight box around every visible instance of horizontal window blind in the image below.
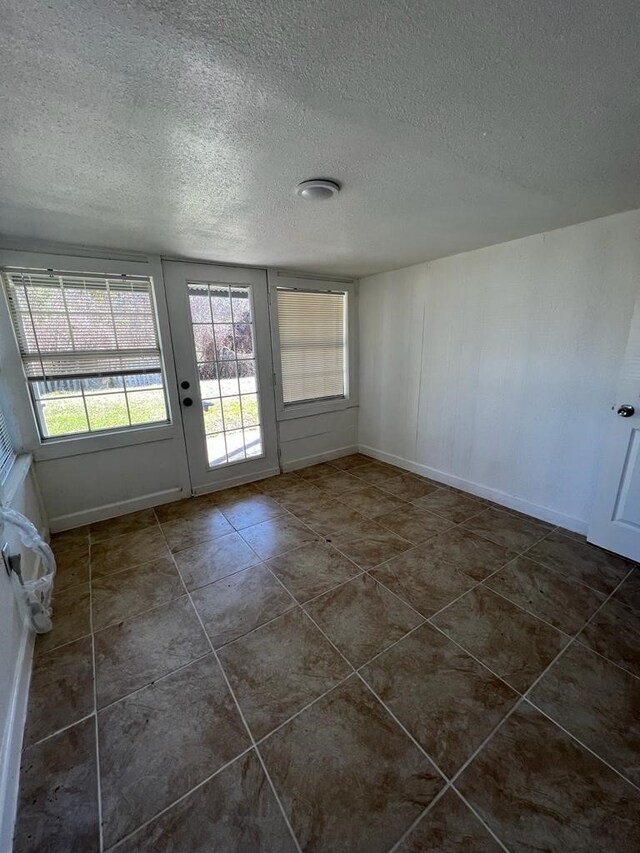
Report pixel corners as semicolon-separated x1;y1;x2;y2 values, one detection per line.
2;271;162;382
1;269;169;439
276;289;346;404
0;405;16;484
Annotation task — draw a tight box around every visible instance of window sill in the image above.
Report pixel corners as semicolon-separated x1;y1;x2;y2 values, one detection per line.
276;396;358;421
31;421;179;462
0;453;33;507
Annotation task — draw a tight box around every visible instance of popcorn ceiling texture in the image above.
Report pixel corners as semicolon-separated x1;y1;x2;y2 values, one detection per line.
1;0;639;275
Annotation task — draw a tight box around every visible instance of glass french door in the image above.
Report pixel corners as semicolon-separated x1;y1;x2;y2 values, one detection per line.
162;261;279;493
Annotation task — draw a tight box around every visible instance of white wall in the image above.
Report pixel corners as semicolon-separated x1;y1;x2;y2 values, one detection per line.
0;462;46;849
279;408;359;470
359;209;640;531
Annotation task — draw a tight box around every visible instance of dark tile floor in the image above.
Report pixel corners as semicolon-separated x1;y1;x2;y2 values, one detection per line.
14;455;640;852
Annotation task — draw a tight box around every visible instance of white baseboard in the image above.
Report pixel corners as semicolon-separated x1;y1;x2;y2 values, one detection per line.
359;444;588;535
48;486;187;532
192;466;280;496
282;444;359;472
0;576;35;852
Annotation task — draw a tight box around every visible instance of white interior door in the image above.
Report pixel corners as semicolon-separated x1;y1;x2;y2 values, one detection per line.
589;289;640;560
162;261;279;494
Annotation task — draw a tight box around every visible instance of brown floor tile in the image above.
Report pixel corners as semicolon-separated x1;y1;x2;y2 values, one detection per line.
376;504;454;545
154;494;214;523
24;637;94;747
432;585;567;692
91;555;184;631
379;473;439;501
306;573;423;668
89;508;158;543
362;623;518;775
614;568;640;610
267;541;360;602
351;460;401;484
412;488;487;523
287;495;370;537
161;506;234;552
99;655;249;848
239;514;318;560
260;476;324;506
578;596;640;678
417;527;517;582
256;471;303;490
50;526;89;554
484;555;605;634
15;718;99;853
312;469;367;495
94;596;209;707
115;751;296;852
260;676;444;853
52;544;90;591
326;518;413;570
371;545;476;617
330;453;371;470
90;527;170;578
526;530;631;594
35;581;91;655
529;642;640;786
464;507;553;552
337;483;407;519
209;482;262;504
398;788;502;852
457;703;640;852
218;608;350;739
173;531;259;590
192;564;295;648
296;462;341;483
218;493;285;529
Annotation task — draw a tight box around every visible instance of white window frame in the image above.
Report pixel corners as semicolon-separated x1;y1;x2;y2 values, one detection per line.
267;271;358;421
0;250;183;462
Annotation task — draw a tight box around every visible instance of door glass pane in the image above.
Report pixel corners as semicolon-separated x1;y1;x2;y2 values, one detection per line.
188;282;264;468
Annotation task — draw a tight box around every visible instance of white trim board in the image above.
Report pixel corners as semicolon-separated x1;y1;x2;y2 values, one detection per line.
281;444;359;472
0;573;35;853
359;444;587;534
47;485;186;532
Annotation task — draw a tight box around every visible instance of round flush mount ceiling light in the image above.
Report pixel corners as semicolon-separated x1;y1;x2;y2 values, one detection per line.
296;179;340;201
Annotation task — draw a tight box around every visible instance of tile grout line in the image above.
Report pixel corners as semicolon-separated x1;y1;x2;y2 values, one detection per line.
24;711;96;750
88;557;105;853
210;645;304;853
104;744;256;852
443;563;638;793
522;696;640;794
163;528;304;853
282;573;511;852
355;675;511;853
96;651;214;714
570;633;640;682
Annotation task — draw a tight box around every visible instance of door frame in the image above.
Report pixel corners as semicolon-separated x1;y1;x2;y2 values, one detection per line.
162;260;280;495
588;287;640;560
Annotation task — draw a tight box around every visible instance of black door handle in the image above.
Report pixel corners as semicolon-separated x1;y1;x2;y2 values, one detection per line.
182;397;193;407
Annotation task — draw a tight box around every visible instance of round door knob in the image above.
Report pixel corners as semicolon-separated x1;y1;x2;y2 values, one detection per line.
180;380;190;390
617;404;635;417
182;397;193;407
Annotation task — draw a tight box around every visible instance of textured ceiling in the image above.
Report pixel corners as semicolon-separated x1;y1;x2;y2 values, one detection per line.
1;0;639;276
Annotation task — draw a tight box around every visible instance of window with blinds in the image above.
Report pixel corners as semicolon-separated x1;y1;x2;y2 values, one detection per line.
0;403;16;484
2;269;169;439
276;288;347;404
